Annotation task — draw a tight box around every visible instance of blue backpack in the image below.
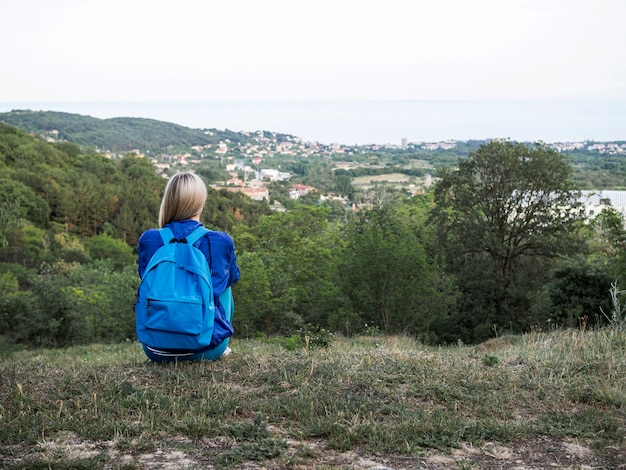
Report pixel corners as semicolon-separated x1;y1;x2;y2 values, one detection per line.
135;226;234;352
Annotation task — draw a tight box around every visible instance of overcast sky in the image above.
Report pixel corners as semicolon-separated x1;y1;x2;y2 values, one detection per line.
1;0;624;103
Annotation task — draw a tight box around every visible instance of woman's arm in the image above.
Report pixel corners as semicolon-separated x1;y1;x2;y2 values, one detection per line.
137;229;162;278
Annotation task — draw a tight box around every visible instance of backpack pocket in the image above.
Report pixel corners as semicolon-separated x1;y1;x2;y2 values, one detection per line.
145;294;204;335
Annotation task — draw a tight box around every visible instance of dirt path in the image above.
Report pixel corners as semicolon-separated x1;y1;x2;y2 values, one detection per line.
4;432;623;469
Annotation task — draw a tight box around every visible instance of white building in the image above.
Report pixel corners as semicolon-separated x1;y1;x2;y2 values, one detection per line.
259;169;291;181
579;190;626;219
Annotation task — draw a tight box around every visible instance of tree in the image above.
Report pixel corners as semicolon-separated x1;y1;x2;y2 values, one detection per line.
231;252;272;338
0;224;46;267
334;174;355;199
0;201;25;248
340;203;439;338
431;140;584;342
83;233;136;271
546;255;612;328
0;179;49;229
592;207;626;251
232;206;343;336
112;155;163;245
203;188;271;233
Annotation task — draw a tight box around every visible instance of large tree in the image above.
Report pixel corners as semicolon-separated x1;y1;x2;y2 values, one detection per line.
232;205;344;336
431;140;584;342
340;199;442;339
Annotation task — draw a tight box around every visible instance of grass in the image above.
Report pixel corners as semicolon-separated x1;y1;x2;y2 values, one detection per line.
352;173;413;185
1;330;625;469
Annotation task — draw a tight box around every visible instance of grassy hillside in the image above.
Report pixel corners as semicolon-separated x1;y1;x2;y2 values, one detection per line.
1;330;624;468
0;109;250;154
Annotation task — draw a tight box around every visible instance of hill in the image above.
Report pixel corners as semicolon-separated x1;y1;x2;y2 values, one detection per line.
0;122;269;250
1;332;624;468
0;109;252;154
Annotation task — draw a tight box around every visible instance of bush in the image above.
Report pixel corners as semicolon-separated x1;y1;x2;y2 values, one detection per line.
600;281;626;330
298;324;335;349
0;260;138;349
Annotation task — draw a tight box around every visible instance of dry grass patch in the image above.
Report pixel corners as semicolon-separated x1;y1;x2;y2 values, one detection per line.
1;331;625;468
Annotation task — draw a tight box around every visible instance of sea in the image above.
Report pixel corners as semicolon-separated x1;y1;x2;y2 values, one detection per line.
0;100;623;146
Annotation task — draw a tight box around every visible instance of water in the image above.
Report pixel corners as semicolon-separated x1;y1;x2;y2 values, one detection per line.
0;100;623;146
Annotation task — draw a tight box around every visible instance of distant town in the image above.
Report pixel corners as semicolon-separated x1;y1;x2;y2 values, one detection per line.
41;126;626;217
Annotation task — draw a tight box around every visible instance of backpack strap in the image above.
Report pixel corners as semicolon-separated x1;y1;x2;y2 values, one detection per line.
158;225;209;245
185;225;210;245
158;227;176;244
187;226;212;274
158;225;213;273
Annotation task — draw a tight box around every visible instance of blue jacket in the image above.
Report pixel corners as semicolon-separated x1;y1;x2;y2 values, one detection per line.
137;220;240;297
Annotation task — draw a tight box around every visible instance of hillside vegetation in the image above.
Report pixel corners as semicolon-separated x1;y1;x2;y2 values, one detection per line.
0;109;252;154
1;116;626;351
0;123;270;350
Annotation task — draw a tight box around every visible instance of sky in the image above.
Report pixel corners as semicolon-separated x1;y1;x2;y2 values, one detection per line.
1;0;625;103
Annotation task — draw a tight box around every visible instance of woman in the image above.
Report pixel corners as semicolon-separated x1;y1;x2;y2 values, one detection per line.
137;172;240;362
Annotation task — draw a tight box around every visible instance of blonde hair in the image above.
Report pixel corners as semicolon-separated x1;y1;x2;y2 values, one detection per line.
158;172;207;227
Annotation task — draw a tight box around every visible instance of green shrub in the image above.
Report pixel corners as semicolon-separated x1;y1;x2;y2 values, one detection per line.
298;323;335;349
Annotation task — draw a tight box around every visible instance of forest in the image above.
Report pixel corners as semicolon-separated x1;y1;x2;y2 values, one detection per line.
1;120;625;352
0;109;286;154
